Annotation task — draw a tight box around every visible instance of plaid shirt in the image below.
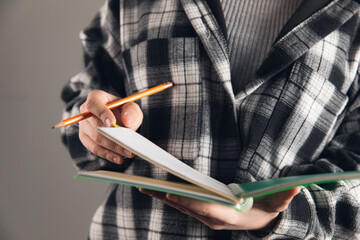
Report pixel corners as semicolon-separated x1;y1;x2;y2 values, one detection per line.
61;0;360;239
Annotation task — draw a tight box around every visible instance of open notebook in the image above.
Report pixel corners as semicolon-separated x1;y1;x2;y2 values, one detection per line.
75;127;360;212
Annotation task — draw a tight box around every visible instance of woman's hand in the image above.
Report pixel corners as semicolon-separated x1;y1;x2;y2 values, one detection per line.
139;187;301;231
79;90;143;164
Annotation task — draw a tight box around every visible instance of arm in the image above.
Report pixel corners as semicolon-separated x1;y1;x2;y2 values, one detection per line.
61;0;143;171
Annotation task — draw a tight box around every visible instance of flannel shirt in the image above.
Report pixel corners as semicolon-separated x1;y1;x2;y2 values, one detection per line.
61;0;360;239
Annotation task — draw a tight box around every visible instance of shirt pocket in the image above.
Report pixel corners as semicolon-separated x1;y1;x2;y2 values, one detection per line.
237;60;349;179
121;38;202;161
284;60;349;161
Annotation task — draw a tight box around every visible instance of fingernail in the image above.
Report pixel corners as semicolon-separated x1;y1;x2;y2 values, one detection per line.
105;118;112;127
124;149;132;157
139;188;148;193
167;194;178;202
112;156;121;164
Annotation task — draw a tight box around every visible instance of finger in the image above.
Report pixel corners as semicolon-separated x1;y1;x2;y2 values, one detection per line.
138;189;209;219
79;129;124;164
85;111;106;128
273;187;301;211
138;189;233;230
83;90;119;127
176;207;236;230
256;187;301;212
81;120;134;158
138;188;167;199
165;193;238;221
162;194;281;231
120;102;143;130
138;189;191;213
83;111;134;157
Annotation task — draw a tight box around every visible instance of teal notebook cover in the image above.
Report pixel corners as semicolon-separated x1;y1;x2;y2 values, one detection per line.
75;127;360;212
236;171;360;198
76;170;360;212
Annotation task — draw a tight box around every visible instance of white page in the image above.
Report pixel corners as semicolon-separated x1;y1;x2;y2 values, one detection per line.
97;127;237;201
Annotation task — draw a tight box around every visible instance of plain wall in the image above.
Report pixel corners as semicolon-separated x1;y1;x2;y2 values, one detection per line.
0;1;109;239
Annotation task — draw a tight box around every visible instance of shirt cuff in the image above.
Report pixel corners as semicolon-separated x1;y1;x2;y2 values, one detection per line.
246;191;313;239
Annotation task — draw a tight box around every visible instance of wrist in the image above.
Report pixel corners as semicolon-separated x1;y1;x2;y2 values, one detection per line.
247;213;281;238
260;213;281;231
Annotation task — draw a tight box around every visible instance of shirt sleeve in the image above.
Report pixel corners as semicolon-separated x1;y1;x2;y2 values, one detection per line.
61;0;130;172
249;68;360;239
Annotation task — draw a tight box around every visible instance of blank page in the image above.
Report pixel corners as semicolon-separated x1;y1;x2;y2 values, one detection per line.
97;127;238;202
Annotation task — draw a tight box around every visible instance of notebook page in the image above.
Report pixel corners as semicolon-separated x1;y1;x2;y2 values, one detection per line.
97;127;237;202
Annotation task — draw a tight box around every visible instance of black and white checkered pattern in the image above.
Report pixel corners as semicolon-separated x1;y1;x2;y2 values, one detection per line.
61;0;360;239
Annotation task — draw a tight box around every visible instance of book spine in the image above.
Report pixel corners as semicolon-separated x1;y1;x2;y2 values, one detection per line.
228;183;253;212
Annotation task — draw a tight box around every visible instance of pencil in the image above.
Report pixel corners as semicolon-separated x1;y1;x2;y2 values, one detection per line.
52;81;173;129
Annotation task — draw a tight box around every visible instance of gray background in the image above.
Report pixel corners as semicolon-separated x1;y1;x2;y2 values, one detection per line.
0;1;109;239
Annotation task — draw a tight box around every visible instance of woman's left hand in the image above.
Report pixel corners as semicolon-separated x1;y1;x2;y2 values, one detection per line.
139;187;300;231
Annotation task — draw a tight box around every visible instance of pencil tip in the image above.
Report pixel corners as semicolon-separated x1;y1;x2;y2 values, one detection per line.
52;122;65;129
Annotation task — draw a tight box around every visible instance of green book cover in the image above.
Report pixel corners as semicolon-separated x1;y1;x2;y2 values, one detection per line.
75;127;360;212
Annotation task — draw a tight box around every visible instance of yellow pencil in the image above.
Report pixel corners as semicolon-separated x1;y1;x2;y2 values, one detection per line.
52;82;173;129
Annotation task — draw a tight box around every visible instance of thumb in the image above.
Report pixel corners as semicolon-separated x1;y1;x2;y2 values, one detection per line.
258;187;301;212
83;90;118;127
120;102;144;130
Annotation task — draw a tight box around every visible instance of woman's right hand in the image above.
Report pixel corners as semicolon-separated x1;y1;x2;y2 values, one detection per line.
79;90;143;164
